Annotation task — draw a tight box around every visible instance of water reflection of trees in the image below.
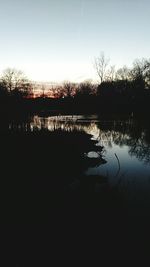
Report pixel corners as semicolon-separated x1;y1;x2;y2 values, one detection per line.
5;115;150;164
30;115;97;134
29;116;150;164
96;120;150;164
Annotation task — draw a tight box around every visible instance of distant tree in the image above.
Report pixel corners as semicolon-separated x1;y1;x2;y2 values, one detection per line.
1;68;31;96
116;66;131;81
76;81;96;97
94;52;110;83
63;81;75;97
106;65;116;81
53;85;65;98
130;58;150;90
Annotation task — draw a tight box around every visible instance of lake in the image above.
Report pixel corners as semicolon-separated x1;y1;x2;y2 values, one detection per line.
1;114;150;218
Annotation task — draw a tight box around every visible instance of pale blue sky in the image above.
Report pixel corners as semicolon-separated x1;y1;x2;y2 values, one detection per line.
0;0;150;81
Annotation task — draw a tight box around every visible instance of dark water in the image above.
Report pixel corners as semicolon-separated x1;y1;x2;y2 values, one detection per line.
30;115;150;215
2;116;149;266
1;114;150;218
13;114;150;179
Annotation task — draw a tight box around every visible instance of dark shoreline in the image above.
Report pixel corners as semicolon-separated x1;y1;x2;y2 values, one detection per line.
1;93;150;119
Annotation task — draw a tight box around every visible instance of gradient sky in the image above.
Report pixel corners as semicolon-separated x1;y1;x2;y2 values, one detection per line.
0;0;150;82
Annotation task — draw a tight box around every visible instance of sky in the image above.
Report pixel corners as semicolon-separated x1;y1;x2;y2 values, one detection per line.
0;0;150;82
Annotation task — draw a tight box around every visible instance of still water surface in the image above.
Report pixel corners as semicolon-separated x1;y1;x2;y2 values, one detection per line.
8;114;150;214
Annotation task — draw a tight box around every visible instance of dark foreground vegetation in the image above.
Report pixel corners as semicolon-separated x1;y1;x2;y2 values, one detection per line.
0;126;130;224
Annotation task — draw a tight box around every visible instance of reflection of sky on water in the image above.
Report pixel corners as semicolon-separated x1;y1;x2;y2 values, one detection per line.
9;115;150;193
86;143;150;189
7;115;150;214
30;115;150;196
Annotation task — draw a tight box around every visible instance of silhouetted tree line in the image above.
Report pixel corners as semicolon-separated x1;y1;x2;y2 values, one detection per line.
1;56;150;115
95;56;150;114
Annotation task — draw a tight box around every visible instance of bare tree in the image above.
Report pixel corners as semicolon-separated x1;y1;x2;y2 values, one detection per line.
76;80;95;97
94;52;110;83
130;58;150;89
53;85;65;98
116;65;131;81
131;59;150;78
1;68;31;95
63;81;76;97
106;65;116;81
